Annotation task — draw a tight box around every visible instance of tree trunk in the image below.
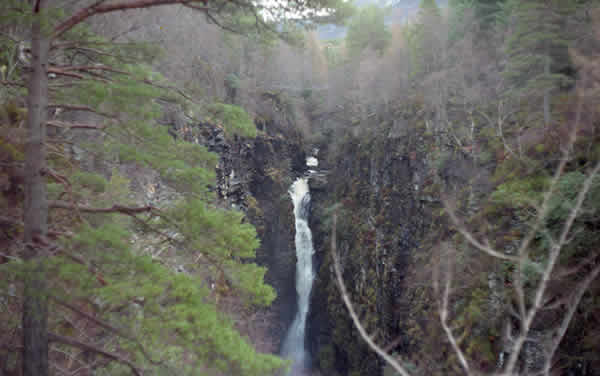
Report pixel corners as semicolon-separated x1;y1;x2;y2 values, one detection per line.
23;1;50;375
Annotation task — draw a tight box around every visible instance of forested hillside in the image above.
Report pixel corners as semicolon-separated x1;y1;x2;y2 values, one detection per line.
1;0;599;376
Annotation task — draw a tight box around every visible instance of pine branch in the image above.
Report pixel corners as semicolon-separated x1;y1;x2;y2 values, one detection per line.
53;0;211;39
0;215;21;226
46;120;106;130
0;31;21;44
47;67;85;79
49;201;156;215
142;79;198;104
184;6;245;36
52;298;165;366
1;80;26;87
58;65;128;75
48;104;116;118
61;46;135;63
48;332;144;376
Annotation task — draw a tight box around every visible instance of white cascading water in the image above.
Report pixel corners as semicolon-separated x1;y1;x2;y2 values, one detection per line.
306;157;318;167
281;174;316;375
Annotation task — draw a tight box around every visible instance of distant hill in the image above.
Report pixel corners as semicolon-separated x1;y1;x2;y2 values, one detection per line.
316;0;447;40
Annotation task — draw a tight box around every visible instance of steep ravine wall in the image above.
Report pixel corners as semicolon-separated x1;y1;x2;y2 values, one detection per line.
304;117;600;375
306;125;433;376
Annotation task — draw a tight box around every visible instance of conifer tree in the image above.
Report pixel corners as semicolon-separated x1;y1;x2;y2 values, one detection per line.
449;0;506;29
503;0;576;128
404;0;444;76
345;5;391;57
0;0;350;375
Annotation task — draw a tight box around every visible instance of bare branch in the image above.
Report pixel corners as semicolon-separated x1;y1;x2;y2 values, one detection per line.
504;160;600;375
542;263;600;375
434;245;471;375
554;252;600;279
443;200;520;262
331;213;412;376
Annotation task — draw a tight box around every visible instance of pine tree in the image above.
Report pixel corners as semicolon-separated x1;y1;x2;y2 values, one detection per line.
503;0;577;128
449;0;507;28
345;5;391;57
404;0;444;76
1;0;349;375
448;0;507;43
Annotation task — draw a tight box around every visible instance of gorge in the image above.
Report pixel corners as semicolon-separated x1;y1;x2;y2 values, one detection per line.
1;1;600;376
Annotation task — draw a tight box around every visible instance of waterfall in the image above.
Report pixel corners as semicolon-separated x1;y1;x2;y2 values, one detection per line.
306;157;318;167
281;174;316;375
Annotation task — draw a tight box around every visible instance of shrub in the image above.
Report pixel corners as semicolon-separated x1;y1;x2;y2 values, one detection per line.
206;103;257;138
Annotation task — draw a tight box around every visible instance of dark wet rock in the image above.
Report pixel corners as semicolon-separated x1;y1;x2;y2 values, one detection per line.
305;127;431;376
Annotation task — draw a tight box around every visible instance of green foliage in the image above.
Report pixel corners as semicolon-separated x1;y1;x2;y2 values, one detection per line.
448;0;477;42
419;0;441;16
449;0;507;32
0;136;24;161
491;174;550;208
323;40;345;65
0;101;26;127
403;0;443;75
0;5;285;374
345;5;391;57
491;169;600;225
546;171;600;223
503;0;577;105
207;103;258;138
47;222;283;375
225;73;241;89
72;171;108;193
162;198;275;306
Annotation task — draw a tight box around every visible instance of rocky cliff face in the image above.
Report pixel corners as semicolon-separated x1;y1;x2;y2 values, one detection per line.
306;122;433;376
149;107;447;375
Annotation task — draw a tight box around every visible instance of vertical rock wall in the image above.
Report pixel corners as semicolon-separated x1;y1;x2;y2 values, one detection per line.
306;125;431;376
